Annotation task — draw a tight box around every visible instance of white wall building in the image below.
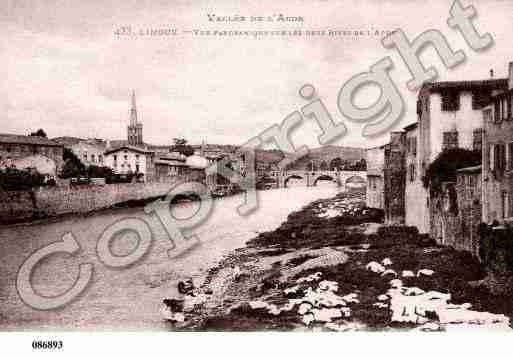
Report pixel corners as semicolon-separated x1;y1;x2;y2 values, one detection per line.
410;78;508;233
104;145;155;182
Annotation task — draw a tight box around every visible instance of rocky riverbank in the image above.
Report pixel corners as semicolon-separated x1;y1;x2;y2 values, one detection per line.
161;192;513;331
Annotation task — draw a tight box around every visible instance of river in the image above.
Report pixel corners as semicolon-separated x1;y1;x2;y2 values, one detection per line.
0;186;337;330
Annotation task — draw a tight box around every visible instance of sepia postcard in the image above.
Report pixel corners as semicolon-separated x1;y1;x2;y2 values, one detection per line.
1;0;513;356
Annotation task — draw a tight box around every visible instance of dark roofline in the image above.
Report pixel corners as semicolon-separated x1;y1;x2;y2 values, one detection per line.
0;133;63;147
456;165;481;173
403;122;418;132
420;78;508;93
104;145;154;155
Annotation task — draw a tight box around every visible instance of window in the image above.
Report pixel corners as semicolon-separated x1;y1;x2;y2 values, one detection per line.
99;155;103;163
91;154;96;163
409;163;416;182
473;128;483;152
490;144;495;170
494;95;512;122
472;90;491;110
494;143;506;173
509;142;513;170
113;155;117;161
441;91;460;111
442;131;458;150
136;154;140;160
124;155;128;160
83;153;87;161
407;137;417;156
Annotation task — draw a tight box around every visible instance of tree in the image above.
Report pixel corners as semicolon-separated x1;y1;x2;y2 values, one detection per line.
171;138;194;157
423;148;481;194
30;129;47;138
329;157;344;171
60;148;86;178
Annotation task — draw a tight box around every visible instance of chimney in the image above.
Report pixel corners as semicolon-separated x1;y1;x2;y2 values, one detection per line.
509;61;513;90
490;69;494;78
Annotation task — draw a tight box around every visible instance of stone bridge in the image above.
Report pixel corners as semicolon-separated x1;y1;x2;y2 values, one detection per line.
268;170;367;191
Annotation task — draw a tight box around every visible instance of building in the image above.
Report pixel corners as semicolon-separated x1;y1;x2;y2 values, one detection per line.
482;63;513;224
154;152;197;181
402;122;430;233
104;145;155;182
127;91;143;147
69;139;107;167
409;77;508;234
365;145;385;209
383;132;406;225
0;134;64;177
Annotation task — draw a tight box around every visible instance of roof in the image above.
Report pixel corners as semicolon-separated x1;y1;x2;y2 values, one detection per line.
104;145;154;155
421;78;508;93
456;165;482;173
52;136;85;146
0;133;63;147
154;159;189;166
403;122;418;132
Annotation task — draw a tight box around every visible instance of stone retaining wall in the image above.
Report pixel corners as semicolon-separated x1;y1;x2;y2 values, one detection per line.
0;180;181;224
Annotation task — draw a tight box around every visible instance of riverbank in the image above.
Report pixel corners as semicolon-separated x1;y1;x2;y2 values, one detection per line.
166;192;513;331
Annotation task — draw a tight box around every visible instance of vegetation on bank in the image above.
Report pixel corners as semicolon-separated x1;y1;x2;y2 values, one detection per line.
422;148;481;194
168;192;513;332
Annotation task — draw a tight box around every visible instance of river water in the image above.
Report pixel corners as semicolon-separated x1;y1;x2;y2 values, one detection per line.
0;186;337;330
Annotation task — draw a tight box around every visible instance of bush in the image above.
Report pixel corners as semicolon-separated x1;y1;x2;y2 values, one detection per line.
423;148;481;194
87;165;114;179
0;168;45;191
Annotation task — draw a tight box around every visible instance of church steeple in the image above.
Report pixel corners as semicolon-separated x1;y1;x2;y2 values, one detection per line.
129;90;138;126
127;90;143;146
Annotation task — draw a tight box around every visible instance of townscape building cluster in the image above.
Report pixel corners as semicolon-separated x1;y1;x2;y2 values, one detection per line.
367;61;513;257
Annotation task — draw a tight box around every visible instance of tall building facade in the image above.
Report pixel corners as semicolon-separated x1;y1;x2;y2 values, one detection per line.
127;91;143;146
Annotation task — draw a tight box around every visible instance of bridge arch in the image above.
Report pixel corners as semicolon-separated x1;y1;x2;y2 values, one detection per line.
283;174;304;188
312;174;337;186
345;175;366;192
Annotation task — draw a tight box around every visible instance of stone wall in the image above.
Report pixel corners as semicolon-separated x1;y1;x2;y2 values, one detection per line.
0;180;184;224
384;132;406;225
429;169;482;257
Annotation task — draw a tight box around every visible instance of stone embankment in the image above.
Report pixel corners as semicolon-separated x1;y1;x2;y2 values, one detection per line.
161;192;513;331
0;181;179;224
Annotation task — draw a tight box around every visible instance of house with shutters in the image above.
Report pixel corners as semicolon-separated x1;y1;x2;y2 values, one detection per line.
482;63;513;224
409;76;508;235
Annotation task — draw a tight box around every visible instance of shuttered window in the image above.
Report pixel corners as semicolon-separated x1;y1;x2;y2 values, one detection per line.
441;91;460;111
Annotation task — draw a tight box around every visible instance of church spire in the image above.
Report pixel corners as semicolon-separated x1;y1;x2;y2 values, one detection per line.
129;90;138;126
127;90;143;146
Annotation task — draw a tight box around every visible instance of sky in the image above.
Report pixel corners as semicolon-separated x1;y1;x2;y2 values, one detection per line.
2;0;513;149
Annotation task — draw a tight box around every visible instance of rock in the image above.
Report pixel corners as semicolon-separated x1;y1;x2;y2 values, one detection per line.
373;302;389;309
402;270;415;278
417;269;434;277
311;308;343;322
318;280;338;292
381;258;393;266
366;261;385;273
389;279;403;288
403;287;425;296
381;269;397;277
249;301;268;309
284;285;300;295
296;272;322;283
177;279;195;295
302;313;315;325
162;298;184;312
298;303;312;315
377;294;389;301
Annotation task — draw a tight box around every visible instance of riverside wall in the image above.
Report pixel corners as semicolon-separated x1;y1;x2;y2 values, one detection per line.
0;181;180;224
